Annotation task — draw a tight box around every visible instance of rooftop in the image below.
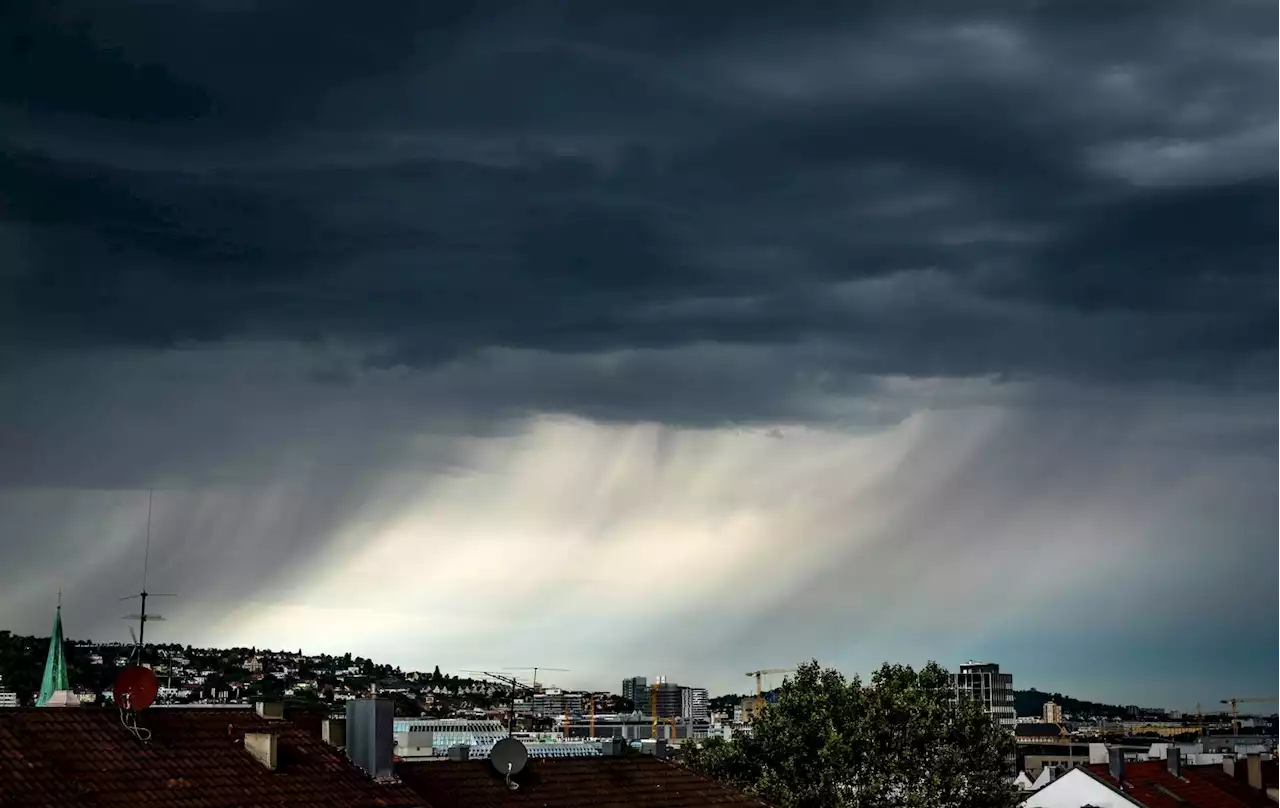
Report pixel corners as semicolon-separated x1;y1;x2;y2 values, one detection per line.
1082;760;1278;808
1015;723;1066;738
395;755;773;808
0;707;424;807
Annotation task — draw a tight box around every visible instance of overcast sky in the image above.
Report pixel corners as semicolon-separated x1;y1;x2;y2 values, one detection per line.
1;0;1275;709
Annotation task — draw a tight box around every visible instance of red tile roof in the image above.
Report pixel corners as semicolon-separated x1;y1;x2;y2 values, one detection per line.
1083;760;1276;808
0;707;425;807
395;756;773;808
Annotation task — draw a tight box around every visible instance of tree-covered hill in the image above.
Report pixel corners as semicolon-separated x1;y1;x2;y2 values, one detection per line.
1014;687;1129;719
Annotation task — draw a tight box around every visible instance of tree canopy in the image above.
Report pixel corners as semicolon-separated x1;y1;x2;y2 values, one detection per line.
682;660;1020;808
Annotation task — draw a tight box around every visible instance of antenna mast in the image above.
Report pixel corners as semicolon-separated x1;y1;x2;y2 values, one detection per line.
120;488;175;666
463;670;533;737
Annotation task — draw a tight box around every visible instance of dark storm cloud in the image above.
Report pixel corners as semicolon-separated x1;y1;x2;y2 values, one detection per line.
0;3;1274;704
2;0;482;130
1;0;1275;412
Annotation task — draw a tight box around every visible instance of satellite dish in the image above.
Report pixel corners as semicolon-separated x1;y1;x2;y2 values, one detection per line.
114;666;158;711
490;737;528;776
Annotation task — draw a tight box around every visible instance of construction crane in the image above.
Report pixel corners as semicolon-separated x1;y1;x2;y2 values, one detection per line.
745;668;793;717
1220;697;1278;736
651;683;659;739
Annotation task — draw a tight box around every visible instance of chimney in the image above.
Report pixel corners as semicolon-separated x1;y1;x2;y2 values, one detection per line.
447;744;471;761
1166;748;1181;778
244;731;279;771
1108;748;1125;782
322;718;346;748
255;701;284;720
346;698;394;779
1246;754;1263;790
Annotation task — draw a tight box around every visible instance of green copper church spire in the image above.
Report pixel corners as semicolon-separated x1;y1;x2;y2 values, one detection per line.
37;594;69;706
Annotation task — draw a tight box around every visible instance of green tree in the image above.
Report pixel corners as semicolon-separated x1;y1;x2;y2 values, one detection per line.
608;695;635;713
389;692;424;717
683;660;1020;808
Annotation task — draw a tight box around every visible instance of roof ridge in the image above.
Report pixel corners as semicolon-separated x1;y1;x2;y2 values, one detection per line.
1075;765;1149;807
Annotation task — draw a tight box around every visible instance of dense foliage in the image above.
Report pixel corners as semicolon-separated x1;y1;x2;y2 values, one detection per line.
682;660;1021;808
710;693;750;712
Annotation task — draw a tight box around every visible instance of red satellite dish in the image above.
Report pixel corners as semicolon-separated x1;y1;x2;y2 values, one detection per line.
114;666;158;711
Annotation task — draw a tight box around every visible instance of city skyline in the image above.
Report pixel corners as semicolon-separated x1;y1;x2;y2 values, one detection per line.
0;619;1264;716
1;0;1275;712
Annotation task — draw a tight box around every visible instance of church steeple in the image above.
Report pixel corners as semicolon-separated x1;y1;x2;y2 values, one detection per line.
37;595;69;707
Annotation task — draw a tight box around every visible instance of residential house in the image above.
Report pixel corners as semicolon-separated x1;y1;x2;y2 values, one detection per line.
1024;750;1278;807
1016;723;1067;743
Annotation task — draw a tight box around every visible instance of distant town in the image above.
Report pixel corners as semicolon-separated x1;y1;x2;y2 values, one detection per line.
2;628;1271;744
2;609;1277;807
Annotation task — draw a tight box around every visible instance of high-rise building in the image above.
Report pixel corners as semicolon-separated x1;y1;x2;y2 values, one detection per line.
625;676;682;718
951;661;1016;729
651;679;682;719
1042;701;1063;724
681;687;710;723
620;676;647;707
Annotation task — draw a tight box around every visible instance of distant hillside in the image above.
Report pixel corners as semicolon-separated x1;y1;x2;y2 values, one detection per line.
1015;688;1129;719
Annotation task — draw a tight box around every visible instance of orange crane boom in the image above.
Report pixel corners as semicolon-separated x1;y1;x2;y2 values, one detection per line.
1220;696;1278;735
745;668;793;718
651;683;658;739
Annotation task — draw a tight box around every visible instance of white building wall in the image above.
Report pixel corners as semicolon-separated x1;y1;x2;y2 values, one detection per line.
681;687;709;722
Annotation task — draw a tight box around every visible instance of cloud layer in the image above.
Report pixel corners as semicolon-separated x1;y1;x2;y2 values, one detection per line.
0;0;1274;706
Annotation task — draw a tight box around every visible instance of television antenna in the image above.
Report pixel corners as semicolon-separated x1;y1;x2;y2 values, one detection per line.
504;666;571;737
502;666;568;691
120;489;175;666
461;670;534;737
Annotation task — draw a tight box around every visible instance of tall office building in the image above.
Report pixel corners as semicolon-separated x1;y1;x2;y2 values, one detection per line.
681;687;710;723
951;661;1016;729
651;679;682;719
620;676;647;707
